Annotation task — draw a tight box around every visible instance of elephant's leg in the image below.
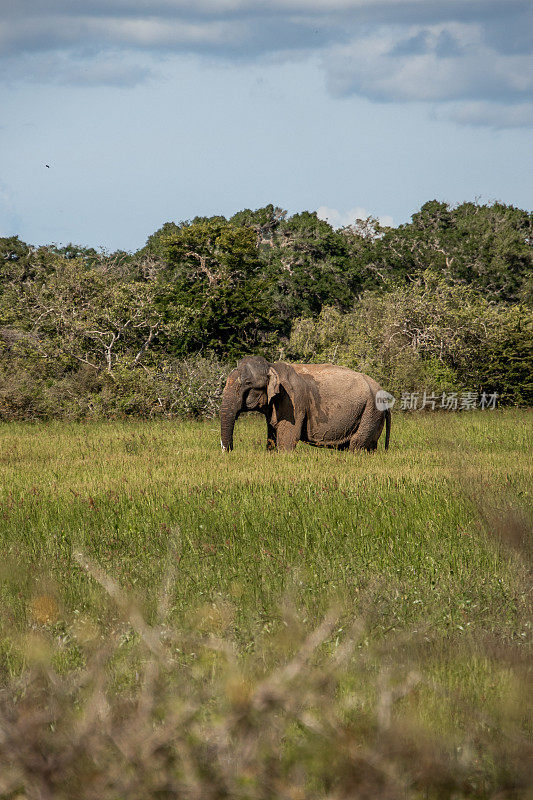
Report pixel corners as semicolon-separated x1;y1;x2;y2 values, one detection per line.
349;434;365;452
276;418;302;452
349;434;376;453
349;409;384;452
266;422;277;451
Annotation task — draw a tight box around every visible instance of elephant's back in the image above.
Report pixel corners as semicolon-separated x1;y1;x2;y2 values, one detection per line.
293;363;381;397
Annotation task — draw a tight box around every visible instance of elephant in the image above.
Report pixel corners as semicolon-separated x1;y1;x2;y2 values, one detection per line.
220;356;391;453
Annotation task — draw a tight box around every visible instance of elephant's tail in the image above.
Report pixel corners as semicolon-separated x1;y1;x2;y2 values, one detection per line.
384;409;391;450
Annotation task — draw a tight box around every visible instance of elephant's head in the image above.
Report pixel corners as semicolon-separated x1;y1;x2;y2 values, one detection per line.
220;356;270;451
220;357;301;451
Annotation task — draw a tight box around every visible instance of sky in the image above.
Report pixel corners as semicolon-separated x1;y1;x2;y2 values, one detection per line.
0;0;532;252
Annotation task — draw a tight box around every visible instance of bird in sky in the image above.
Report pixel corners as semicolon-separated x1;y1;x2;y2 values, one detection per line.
45;164;50;168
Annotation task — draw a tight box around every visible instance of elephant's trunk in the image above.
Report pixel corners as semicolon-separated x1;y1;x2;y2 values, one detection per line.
220;384;241;451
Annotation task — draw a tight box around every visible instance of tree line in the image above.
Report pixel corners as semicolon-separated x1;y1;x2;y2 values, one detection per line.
0;200;531;419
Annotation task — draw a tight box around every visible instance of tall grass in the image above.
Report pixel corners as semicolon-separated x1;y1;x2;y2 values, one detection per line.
0;410;531;798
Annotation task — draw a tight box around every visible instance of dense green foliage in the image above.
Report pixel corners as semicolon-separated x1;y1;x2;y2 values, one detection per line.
362;200;532;301
146;217;279;356
1;199;531;418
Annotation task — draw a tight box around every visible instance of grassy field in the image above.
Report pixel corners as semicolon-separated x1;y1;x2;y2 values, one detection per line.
0;410;531;798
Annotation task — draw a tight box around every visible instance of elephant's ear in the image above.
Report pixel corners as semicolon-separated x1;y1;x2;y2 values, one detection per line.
267;363;301;413
267;367;280;404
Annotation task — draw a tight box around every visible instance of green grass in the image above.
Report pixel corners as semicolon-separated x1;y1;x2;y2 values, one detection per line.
1;410;530;638
0;411;531;798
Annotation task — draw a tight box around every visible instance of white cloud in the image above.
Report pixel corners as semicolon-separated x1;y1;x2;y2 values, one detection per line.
325;22;533;104
0;0;532;126
0;15;245;53
317;205;393;228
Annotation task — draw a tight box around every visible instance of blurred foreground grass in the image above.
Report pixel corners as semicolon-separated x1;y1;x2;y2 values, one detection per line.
0;411;531;798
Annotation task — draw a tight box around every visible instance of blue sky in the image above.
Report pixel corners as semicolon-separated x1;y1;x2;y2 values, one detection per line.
1;0;532;251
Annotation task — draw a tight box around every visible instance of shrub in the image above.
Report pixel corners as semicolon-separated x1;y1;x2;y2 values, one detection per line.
0;356;230;421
